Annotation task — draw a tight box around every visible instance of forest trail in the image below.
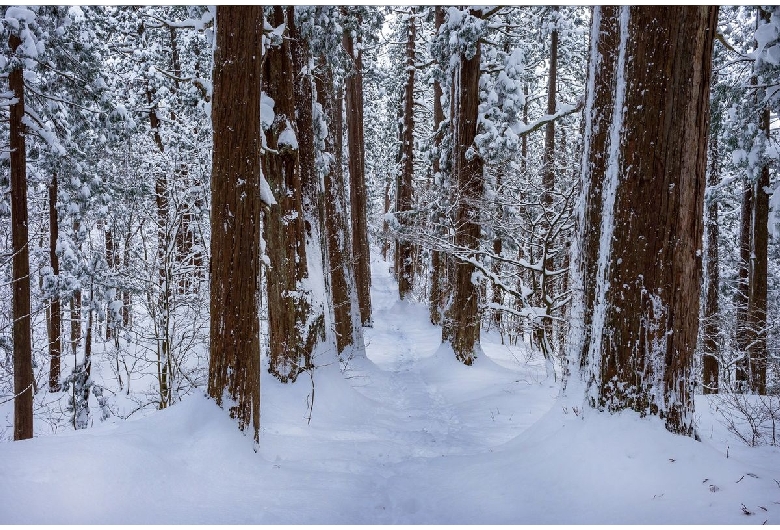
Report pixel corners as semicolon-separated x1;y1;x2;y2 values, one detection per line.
319;256;558;460
3;255;776;524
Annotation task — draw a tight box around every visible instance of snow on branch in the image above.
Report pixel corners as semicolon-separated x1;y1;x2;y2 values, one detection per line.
509;98;584;137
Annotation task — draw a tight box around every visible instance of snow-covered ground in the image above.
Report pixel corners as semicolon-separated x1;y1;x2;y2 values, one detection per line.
1;257;779;524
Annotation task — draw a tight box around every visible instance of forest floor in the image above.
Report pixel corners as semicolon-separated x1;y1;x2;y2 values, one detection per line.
1;256;780;524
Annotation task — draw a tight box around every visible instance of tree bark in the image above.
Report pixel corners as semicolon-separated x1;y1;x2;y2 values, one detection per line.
702;93;720;395
735;177;752;388
317;64;361;356
207;5;263;442
9;32;33;440
429;7;446;326
397;12;416;300
580;6;716;435
105;226;114;340
288;6;326;357
48;173;62;392
534;8;559;360
574;7;621;374
747;104;769;394
343;19;373;326
449;22;484;365
263;6;317;382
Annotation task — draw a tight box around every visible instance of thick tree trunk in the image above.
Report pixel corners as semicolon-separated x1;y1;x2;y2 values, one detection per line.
263;6;318;382
449;31;484;365
207;5;263;442
343;23;373;327
9;33;33;440
573;8;621;375
580;6;716;435
288;7;326;356
48;173;62;392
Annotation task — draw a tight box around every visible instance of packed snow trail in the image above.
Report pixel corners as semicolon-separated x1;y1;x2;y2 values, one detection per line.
1;255;779;524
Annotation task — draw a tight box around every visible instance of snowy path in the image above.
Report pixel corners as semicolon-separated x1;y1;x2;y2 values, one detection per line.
353;259;552;459
2;255;779;524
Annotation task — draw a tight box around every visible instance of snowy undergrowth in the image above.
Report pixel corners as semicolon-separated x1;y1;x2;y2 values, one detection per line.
1;257;779;524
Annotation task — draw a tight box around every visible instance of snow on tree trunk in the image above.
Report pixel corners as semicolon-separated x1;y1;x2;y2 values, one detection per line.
747;107;770;394
578;6;717;435
343;21;373;327
263;6;321;382
429;6;448;327
207;5;263;442
397;12;416;301
534;7;559;366
449;30;484;366
316;64;363;357
288;6;327;361
702;96;720;395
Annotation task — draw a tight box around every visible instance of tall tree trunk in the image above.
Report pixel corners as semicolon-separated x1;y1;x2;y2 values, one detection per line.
579;6;716;436
397;11;416;300
122;228;132;329
207;5;263;442
382;180;391;261
263;6;317;382
747;104;770;394
735;177;752;388
702;92;720;394
146;81;172;408
317;64;362;356
542;8;558;206
105;226;115;340
288;6;326;356
9;32;33;440
48;173;62;392
449;22;484;365
343;19;373;326
534;9;559;361
429;8;446;326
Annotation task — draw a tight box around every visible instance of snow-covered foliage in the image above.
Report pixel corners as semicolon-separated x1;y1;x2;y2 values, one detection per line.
0;6;779;524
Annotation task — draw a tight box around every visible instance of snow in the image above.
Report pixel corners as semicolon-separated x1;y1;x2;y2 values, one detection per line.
260;92;275;131
754;20;779;59
4;6;35;30
587;6;630;397
277;124;298;150
1;255;779;524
